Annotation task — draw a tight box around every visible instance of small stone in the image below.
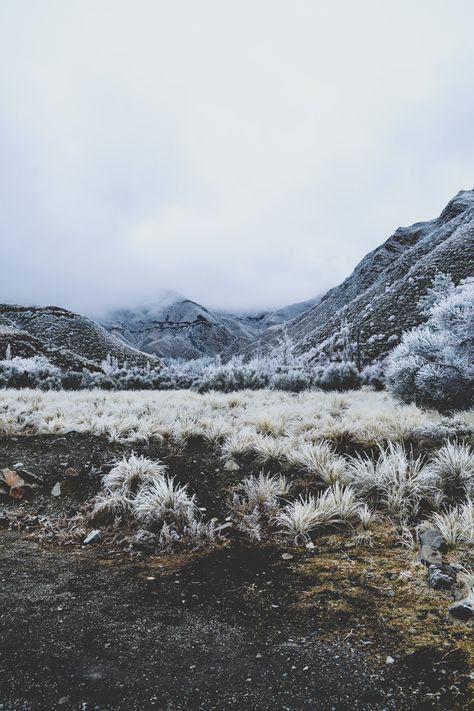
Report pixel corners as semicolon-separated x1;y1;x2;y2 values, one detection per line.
387;589;396;597
133;529;157;551
420;529;446;551
83;530;102;545
427;564;456;591
223;459;240;472
58;697;70;705
282;553;294;560
385;656;395;665
65;467;79;478
51;482;61;497
419;543;442;567
449;598;474;620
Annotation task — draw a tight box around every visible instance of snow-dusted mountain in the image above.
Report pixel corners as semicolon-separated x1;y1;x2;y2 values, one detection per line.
0;305;160;371
243;188;474;364
101;291;322;359
101;292;256;359
2;189;472;369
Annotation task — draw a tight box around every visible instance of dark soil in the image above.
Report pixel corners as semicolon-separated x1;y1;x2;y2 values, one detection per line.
0;435;473;710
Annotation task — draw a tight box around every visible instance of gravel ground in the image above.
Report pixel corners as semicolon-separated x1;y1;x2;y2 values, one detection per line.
0;435;472;710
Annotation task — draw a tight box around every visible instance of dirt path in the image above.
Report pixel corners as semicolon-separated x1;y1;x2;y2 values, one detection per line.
0;530;472;711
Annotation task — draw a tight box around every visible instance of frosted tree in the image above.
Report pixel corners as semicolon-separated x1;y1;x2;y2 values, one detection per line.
418;273;455;317
387;277;474;410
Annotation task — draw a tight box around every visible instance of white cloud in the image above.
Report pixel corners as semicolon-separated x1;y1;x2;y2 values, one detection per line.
0;0;473;315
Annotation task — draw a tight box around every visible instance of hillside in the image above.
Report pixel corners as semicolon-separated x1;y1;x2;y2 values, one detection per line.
246;189;474;364
102;291;323;360
101;292;257;359
0;305;160;371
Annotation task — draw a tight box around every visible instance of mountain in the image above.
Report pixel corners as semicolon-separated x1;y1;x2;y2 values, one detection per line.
0;305;160;372
3;189;471;370
101;292;257;359
254;296;322;329
102;291;324;360
243;188;474;364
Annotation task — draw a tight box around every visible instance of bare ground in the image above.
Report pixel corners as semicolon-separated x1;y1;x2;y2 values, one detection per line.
0;435;473;711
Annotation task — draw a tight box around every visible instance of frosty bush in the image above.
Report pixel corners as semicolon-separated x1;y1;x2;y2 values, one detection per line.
360;362;386;391
269;369;311;392
313;361;360;391
0;356;63;390
387;277;474;411
193;357;269;393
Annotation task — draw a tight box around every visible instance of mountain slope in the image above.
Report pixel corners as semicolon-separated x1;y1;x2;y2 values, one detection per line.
102;293;257;359
102;291;323;360
0;305;160;371
246;189;474;364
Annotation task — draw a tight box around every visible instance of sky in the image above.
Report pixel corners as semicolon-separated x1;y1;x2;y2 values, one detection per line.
0;0;473;317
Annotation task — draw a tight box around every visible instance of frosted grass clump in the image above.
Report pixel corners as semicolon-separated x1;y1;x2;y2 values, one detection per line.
103;454;168;495
429;441;474;499
132;477;197;530
348;444;440;520
275;483;361;542
285;441;349;489
231;472;290;542
431;499;474;548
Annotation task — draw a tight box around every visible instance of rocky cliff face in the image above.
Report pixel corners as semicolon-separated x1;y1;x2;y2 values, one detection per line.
244;189;474;364
0;305;160;371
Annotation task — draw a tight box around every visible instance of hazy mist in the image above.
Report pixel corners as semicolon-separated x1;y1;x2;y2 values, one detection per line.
1;1;473;316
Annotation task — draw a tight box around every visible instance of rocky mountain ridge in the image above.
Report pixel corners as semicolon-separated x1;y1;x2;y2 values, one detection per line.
101;292;321;359
2;189;472;368
240;188;474;365
0;305;160;372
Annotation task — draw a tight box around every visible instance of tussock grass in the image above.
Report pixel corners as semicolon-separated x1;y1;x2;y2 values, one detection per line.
1;389;473;551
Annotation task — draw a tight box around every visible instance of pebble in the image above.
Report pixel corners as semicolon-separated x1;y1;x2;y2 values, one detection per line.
385;656;395;665
281;553;293;560
83;530;103;545
51;482;61;497
449;598;474;620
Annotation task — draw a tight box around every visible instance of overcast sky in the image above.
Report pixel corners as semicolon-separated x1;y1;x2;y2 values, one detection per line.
0;1;473;316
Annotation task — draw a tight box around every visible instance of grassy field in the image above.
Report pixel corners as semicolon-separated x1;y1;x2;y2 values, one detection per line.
1;388;473;709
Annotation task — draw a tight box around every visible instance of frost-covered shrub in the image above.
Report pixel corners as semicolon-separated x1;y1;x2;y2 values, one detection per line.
269;369;311;392
360;362;386;391
413;415;474;443
313;361;360;391
0;356;63;390
387;277;474;411
193;357;269;393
